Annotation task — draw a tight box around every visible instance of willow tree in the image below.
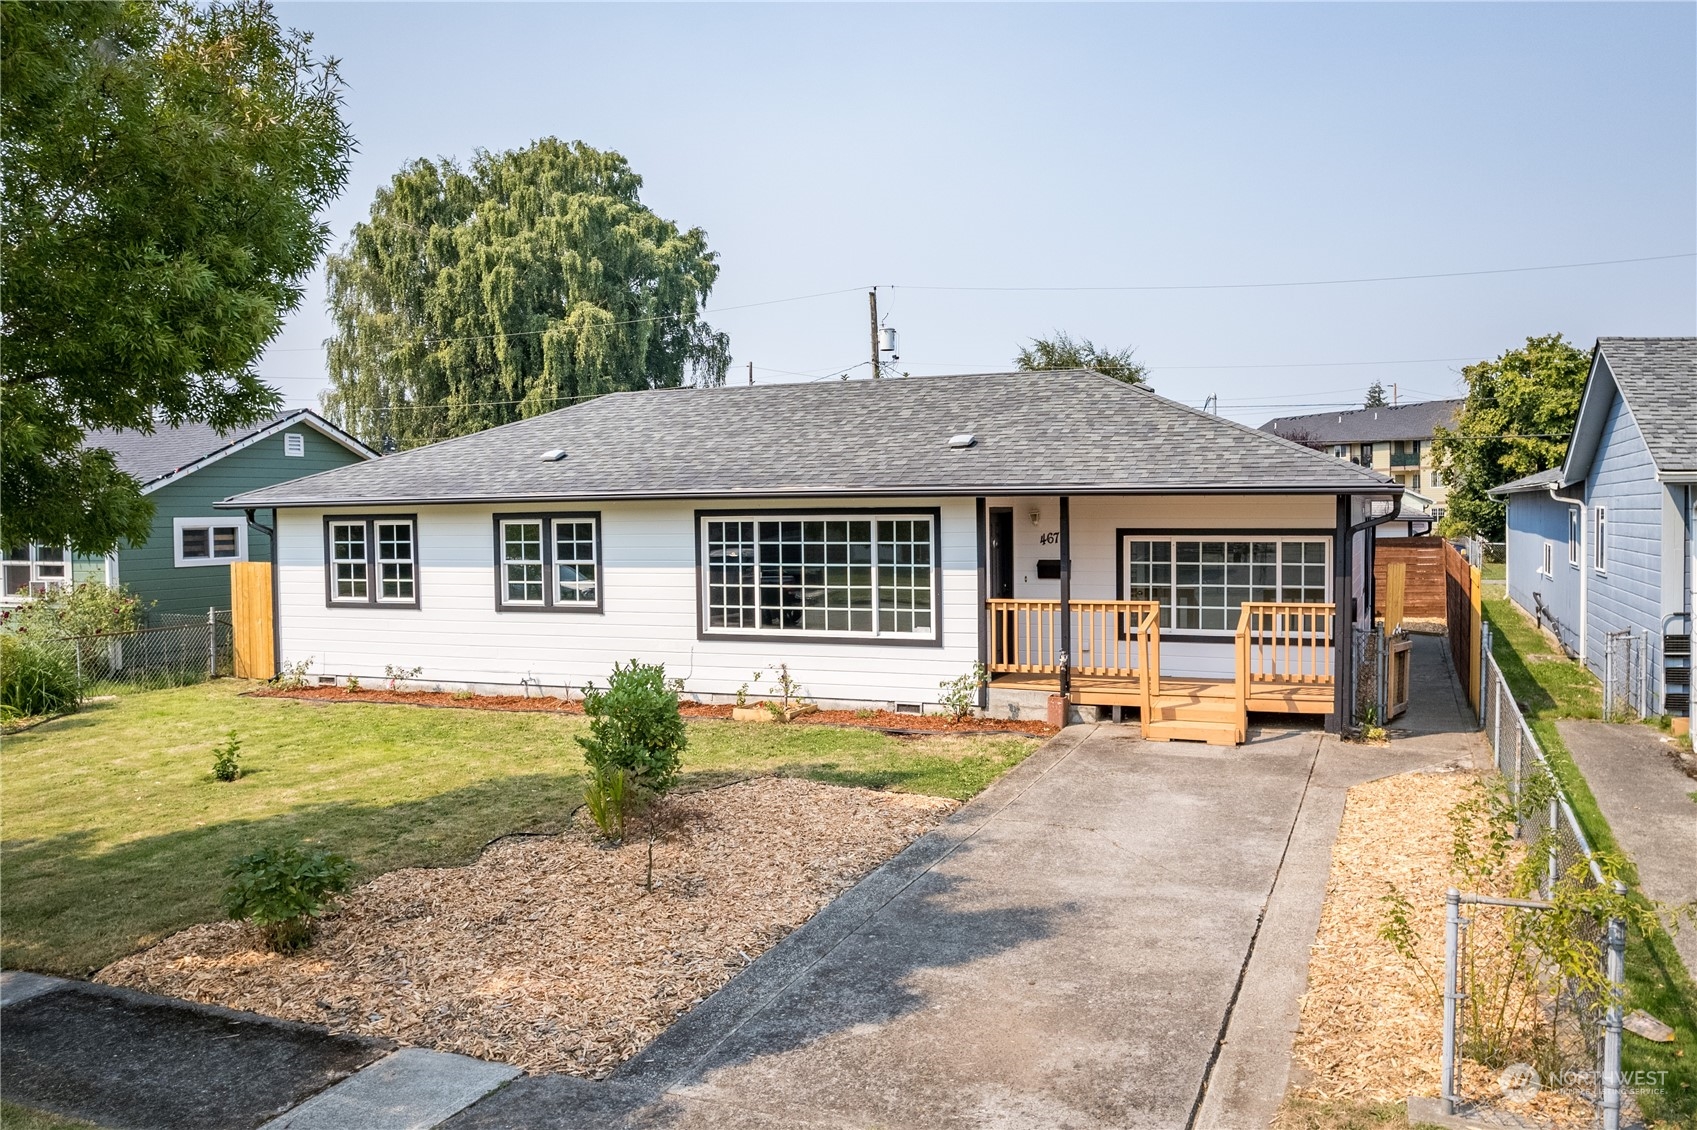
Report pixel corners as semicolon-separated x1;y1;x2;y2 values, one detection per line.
322;140;730;449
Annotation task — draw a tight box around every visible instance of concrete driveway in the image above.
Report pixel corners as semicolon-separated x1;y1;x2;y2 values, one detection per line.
448;719;1461;1130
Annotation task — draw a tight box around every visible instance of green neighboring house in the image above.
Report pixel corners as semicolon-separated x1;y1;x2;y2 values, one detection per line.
3;411;374;618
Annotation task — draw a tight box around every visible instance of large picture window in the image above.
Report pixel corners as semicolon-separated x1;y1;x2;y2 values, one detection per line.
324;516;418;607
1124;536;1329;631
701;513;937;640
493;514;600;611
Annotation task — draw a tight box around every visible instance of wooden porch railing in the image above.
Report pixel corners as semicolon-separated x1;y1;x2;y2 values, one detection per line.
1234;602;1336;717
986;599;1161;681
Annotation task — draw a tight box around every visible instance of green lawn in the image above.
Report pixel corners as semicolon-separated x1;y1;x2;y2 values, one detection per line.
1;682;1039;976
1484;598;1697;1127
0;1103;97;1130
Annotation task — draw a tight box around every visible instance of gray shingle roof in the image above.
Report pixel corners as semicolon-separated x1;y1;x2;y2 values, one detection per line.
222;370;1396;508
1596;337;1697;476
1489;468;1564;497
1258;398;1464;444
88;410;372;487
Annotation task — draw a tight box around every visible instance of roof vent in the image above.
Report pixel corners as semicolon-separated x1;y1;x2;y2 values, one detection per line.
539;448;567;463
948;433;977;449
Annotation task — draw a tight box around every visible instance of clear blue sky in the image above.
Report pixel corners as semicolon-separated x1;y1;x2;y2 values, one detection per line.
264;2;1696;425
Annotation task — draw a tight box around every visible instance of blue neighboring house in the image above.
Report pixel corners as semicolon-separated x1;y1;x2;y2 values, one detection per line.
1492;337;1696;720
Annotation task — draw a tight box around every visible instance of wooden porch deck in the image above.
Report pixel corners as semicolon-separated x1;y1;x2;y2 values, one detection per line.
989;672;1335;714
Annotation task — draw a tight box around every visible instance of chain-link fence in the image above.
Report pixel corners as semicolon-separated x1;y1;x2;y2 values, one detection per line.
1352;624;1387;727
1602;629;1658;721
62;610;233;696
1457;642;1627;1129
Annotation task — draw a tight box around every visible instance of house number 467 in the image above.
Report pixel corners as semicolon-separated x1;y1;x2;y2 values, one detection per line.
1037;531;1060;545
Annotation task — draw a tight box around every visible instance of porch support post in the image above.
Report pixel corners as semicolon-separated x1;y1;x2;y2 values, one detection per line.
975;497;989;710
1329;495;1352;733
1059;496;1072;697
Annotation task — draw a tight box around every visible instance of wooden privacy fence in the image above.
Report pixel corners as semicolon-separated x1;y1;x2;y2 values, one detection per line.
230;561;275;680
1373;536;1448;619
1444;540;1482;712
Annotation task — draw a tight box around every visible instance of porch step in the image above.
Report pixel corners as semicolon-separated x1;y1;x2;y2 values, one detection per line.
1144;718;1242;747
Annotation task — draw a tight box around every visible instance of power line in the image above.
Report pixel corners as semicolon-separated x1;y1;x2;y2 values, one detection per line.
886;252;1694;293
264;285;870;352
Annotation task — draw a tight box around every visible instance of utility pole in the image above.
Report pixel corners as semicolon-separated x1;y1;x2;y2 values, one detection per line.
1392;382;1398;406
868;289;880;380
747;361;754;386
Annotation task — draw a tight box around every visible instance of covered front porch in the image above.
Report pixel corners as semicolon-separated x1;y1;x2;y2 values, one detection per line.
974;492;1376;746
985;598;1337;745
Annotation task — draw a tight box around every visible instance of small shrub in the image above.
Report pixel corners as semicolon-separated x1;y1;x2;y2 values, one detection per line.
854;708;877;720
384;664;423;691
577;660;687;795
211;730;242;782
451;687;475;701
938;662;988;721
275;658;314;690
735;683;751;707
223;844;355;952
0;634;79;719
344;673;361;692
768;663;803;709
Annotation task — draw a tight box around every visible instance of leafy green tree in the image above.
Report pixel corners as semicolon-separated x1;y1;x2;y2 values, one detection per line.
1015;331;1148;386
1431;334;1590;540
576;659;687;796
1;0;353;554
322;139;730;450
1363;381;1389;408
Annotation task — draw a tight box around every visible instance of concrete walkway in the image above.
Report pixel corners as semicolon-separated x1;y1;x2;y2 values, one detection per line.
1557;719;1697;977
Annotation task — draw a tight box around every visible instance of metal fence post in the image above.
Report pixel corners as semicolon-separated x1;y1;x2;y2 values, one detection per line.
206;607;216;681
1442;887;1461;1113
1479;623;1491;727
1602;881;1627;1130
1546;796;1560;898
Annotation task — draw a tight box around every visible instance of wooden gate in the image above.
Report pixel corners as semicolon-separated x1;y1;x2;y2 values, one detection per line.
230;561;275;680
1374;537;1447;619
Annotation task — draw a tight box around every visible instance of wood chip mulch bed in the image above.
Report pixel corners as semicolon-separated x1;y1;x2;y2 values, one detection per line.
97;778;957;1077
244;685;1057;736
1290;767;1596;1128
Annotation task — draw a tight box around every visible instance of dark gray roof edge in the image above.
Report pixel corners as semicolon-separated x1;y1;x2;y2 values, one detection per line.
1489;468;1564;497
123;409;378;487
217;481;1401;509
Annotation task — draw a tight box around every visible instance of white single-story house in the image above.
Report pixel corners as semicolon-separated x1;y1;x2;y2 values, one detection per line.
223;371;1403;745
1492;337;1695;721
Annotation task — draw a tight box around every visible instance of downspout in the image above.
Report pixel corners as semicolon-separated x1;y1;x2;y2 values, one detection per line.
244;507;281;678
1565;486;1590;666
975;497;988;711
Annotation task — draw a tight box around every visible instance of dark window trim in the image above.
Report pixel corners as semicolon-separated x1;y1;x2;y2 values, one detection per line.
693;506;944;648
322;513;420;609
1113;527;1336;637
490;511;604;614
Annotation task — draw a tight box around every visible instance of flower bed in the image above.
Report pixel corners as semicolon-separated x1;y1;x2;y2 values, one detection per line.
245;685;1056;736
99;778;956;1076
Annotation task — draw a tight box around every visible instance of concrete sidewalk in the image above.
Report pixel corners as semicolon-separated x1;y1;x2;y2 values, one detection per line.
1557;719;1697;977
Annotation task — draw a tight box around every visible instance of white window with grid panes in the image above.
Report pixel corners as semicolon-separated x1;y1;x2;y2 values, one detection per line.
1124;536;1329;632
326;517;417;606
494;515;599;610
2;544;69;597
701;515;935;639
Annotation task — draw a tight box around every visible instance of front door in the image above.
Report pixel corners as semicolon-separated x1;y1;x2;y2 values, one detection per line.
989;509;1014;598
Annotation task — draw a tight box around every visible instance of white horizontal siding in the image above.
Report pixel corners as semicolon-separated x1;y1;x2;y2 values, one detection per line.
276;498;980;707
